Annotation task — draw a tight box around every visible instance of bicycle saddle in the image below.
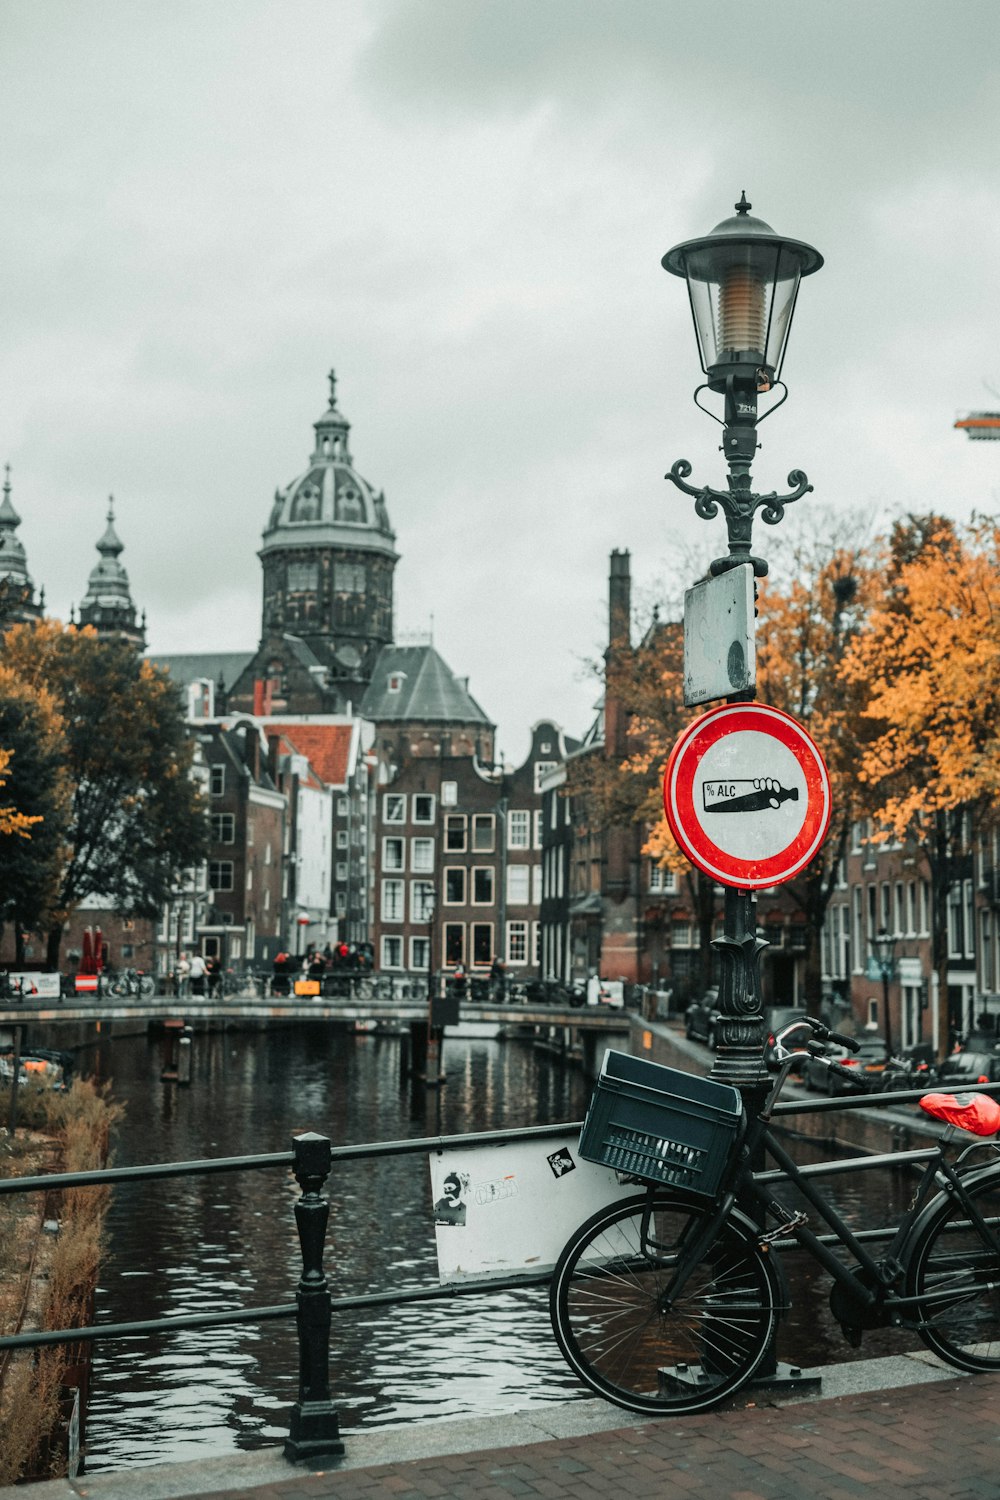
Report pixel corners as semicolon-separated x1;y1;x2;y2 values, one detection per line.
919;1091;1000;1136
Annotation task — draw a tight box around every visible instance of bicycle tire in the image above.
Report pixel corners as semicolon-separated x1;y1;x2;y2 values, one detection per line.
549;1192;779;1415
109;978;127;998
908;1166;1000;1372
139;976;155;997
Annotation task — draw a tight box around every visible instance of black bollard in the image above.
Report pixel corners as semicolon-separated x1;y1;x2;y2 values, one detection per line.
284;1131;344;1465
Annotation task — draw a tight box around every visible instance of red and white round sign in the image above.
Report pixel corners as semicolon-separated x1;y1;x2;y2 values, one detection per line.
663;703;832;890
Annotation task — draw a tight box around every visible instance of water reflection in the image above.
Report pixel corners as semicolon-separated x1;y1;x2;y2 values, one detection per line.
86;1027;590;1471
85;1028;926;1472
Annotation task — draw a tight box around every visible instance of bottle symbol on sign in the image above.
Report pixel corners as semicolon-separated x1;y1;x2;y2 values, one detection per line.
702;777;799;815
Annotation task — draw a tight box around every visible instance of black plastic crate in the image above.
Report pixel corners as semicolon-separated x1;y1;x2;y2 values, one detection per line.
578;1050;742;1196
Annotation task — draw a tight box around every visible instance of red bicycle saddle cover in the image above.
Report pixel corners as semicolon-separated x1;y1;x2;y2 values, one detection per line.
919;1091;1000;1135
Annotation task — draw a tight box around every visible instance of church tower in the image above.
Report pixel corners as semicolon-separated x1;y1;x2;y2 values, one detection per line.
229;370;398;716
0;466;43;628
75;499;146;648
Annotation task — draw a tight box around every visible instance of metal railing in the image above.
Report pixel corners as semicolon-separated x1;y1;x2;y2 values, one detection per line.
3;1080;998;1464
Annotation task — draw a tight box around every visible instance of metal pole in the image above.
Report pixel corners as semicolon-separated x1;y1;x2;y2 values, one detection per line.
283;1131;344;1465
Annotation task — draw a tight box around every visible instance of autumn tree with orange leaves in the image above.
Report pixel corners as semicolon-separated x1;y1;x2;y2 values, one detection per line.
2;621;206;968
842;514;1000;1052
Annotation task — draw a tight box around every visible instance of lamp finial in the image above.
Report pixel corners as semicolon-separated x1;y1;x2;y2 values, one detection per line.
736;190;751;216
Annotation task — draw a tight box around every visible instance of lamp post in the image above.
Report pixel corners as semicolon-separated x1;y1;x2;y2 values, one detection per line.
662;193;823;1101
871;927;897;1059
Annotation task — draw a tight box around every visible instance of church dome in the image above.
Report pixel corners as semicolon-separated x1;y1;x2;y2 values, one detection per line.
261;371;397;561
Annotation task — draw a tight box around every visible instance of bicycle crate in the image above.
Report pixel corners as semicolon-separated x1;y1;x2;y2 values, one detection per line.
578;1050;742;1197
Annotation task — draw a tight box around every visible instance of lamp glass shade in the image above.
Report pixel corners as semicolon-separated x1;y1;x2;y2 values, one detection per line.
872;928;897;967
682;241;804;383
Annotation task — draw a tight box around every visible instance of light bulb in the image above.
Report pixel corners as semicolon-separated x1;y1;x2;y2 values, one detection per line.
717;265;766;357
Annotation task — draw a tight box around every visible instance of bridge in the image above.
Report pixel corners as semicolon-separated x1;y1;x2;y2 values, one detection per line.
0;996;631;1030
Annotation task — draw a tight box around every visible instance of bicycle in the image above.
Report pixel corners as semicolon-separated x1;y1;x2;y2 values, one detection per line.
549;1016;1000;1416
108;968;155;998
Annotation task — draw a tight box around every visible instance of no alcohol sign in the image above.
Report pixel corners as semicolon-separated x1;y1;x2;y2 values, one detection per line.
663;703;832;890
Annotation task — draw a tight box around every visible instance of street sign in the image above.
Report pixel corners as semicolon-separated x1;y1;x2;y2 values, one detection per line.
664;702;831;889
683;564;755;706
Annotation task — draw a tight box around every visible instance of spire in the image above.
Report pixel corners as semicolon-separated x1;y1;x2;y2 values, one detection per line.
77;496;145;648
311;366;352;465
0;464;42;625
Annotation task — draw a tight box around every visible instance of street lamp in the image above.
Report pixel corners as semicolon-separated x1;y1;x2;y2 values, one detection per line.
662;191;823;579
871;927;897;1058
662;193;823;1099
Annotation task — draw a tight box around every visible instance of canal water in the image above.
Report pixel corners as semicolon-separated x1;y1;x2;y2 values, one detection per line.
82;1025;922;1472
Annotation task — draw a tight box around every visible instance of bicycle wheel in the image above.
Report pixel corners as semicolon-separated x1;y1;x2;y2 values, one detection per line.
908;1167;1000;1371
550;1192;779;1415
139;976;155;997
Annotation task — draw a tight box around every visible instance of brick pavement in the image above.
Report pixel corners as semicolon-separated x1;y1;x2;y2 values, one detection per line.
176;1376;1000;1500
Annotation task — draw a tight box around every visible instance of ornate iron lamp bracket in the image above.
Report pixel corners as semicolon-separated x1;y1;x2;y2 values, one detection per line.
665;460;812;578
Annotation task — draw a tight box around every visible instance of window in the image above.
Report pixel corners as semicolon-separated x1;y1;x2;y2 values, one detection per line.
410;881;435;922
444;923;465;964
411;837;435;873
410;937;430;971
471;923;493;965
336;861;348;880
534;761;557;793
507;865;530;904
671;917;693;947
533;810;543;849
210;766;225;796
413;793;435;824
472;867;494;904
288;560;319;591
506;921;528;964
337;830;348;848
508;810;530;849
334;561;366;593
381;935;404;970
445;867;467;904
472;814;495;852
383;837;405;872
381;879;405;922
531;865;542;905
649;863;677;893
208;861;234;891
441;781;458;806
210;812;235;844
338;797;349;815
383;794;406;824
387;670;405;692
445;815;467;852
246;867;253;891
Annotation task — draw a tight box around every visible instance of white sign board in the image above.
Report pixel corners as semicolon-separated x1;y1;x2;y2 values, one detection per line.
683;564;756;706
430;1134;638;1284
8;972;61;1000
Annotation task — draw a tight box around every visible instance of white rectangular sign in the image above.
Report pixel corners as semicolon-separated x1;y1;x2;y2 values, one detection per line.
430;1133;638;1284
8;972;61;1000
683;564;756;706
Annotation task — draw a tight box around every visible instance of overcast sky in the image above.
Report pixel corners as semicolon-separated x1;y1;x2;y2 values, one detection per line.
2;1;999;762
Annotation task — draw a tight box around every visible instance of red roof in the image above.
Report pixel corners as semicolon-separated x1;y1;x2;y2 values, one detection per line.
266;722;354;788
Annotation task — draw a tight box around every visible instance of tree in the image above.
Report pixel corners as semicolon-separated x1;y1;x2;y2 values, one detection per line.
2;621;207;967
754;518;879;1004
0;669;71;964
841;515;1000;1052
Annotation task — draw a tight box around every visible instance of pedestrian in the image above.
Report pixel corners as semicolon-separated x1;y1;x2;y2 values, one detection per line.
176;952;190;997
188;952;207;997
489;954;506;1003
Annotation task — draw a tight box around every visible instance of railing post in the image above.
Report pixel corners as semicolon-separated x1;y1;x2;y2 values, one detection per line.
284;1131;344;1465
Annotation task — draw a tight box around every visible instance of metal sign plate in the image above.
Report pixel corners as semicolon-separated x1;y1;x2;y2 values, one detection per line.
663;702;832;889
683;564;755;706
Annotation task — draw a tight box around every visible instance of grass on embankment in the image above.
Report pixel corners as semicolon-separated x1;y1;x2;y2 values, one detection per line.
0;1077;123;1484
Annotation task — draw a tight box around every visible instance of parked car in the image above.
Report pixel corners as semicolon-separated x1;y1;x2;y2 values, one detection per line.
684;987;721;1047
802;1035;888;1095
935;1050;1000;1087
763;1007;810;1071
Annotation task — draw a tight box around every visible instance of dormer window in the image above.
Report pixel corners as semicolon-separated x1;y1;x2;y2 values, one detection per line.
388;672;406;693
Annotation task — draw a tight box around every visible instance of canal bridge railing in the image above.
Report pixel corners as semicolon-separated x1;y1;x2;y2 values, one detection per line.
2;1083;999;1469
